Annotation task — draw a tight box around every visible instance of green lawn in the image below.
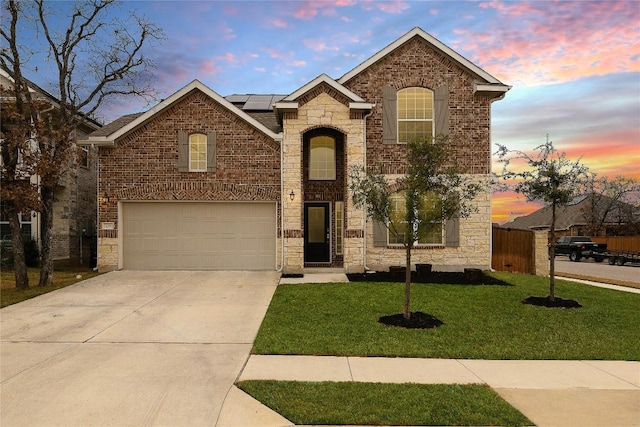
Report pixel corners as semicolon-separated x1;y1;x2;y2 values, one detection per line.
1;267;101;308
252;272;640;360
238;381;531;426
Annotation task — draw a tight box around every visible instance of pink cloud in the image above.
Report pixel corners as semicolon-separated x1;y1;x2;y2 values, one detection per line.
361;0;410;14
215;53;237;65
263;47;306;67
303;38;340;52
454;0;639;86
269;18;289;28
292;0;357;20
198;59;221;76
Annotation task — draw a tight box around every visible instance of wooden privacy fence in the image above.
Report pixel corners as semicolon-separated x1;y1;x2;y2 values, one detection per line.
492;227;535;274
591;236;640;252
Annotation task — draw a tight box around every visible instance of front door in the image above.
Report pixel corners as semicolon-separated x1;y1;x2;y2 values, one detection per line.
304;202;330;263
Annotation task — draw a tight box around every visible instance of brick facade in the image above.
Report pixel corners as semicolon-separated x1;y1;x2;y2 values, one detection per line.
97;89;281;271
339;34;498;271
91;28;507;273
342;36;493;175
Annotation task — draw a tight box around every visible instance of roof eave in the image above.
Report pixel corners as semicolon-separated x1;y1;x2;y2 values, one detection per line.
77;136;115;147
475;83;512;97
93;80;281;144
284;74;366;103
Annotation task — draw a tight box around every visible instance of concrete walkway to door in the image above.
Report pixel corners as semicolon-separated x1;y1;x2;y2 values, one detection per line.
0;270;280;427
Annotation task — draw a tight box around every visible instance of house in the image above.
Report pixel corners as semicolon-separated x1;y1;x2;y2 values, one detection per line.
502;194;640;238
0;68;101;265
80;27;510;273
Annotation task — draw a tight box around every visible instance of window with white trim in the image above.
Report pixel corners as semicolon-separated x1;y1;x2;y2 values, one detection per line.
397;87;434;144
189;133;207;172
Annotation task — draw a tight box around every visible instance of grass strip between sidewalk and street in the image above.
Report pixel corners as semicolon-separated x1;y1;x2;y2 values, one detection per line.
237;381;532;426
252;272;639;360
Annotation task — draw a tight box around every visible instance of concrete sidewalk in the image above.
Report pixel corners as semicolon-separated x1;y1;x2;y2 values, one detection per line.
220;355;640;426
218;272;640;427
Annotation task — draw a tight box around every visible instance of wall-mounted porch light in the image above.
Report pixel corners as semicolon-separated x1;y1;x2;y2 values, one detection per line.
289;190;296;201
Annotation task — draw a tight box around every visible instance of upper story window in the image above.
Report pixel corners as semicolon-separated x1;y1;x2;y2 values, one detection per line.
397;87;434;144
189;133;207;172
80;147;89;168
309;135;336;180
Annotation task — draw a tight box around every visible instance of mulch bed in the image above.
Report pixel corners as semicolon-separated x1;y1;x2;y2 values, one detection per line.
378;311;444;329
522;295;582;308
347;270;511;286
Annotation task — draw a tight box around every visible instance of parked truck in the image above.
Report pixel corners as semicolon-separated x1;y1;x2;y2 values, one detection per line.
551;236;608;262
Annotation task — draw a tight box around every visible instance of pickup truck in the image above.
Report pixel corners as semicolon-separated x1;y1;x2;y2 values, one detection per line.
551;236;607;262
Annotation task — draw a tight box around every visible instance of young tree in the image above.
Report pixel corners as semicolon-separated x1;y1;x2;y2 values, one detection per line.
350;135;484;320
495;137;592;301
583;176;640;236
1;0;162;287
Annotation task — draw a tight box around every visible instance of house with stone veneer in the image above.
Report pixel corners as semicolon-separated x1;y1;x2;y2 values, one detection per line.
1;67;101;265
80;27;510;273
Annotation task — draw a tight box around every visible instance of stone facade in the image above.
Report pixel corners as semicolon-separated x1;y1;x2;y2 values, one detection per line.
280;88;366;273
533;230;550;276
51;138;98;264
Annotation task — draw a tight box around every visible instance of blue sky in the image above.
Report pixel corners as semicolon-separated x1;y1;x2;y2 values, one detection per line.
11;0;640;222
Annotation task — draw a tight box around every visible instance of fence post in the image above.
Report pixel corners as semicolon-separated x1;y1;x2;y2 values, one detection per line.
533;230;550;277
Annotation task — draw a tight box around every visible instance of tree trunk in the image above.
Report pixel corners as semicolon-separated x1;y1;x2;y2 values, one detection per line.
8;205;29;289
38;186;55;287
403;243;412;320
548;201;556;301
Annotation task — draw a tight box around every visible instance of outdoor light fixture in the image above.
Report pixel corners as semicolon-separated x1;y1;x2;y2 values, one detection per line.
289;190;295;201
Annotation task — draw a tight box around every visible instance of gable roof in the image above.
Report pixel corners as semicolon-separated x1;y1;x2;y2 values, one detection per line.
79;80;282;146
1;67;102;131
503;194;638;231
338;27;510;95
273;73;374;123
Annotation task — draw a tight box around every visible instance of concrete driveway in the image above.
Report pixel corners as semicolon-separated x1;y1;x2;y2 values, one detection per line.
1;270;280;427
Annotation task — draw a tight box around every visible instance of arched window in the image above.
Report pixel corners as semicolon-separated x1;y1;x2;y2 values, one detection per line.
397;87;434;143
189;133;207;172
309;135;336;180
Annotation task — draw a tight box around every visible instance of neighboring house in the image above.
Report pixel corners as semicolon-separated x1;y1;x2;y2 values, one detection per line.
501;194;640;238
0;68;101;265
81;27;510;273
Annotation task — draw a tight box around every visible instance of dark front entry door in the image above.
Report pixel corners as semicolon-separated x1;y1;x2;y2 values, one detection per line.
304;202;330;263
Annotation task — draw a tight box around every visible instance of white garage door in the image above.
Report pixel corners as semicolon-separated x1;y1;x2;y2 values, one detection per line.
122;202;276;270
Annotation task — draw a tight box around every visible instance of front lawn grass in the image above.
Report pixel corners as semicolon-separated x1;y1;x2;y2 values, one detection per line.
1;267;101;308
237;381;531;426
253;272;639;360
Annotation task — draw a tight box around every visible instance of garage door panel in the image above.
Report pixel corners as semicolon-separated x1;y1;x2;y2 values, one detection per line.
122;202;276;270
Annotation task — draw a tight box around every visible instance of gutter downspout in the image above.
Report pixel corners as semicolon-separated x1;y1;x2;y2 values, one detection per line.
362;108;375;271
488;92;508;271
277;132;284;272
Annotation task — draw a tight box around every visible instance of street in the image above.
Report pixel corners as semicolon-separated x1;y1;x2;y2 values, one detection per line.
554;258;639;285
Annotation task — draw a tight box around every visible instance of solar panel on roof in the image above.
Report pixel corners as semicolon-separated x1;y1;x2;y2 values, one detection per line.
225;94;250;103
243;94;276;110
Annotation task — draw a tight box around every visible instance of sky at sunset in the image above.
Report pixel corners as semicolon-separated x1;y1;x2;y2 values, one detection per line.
12;0;640;224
